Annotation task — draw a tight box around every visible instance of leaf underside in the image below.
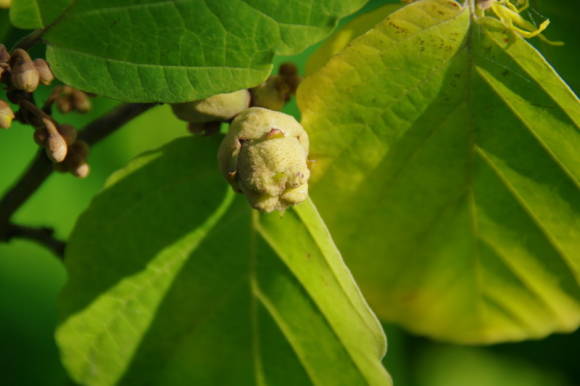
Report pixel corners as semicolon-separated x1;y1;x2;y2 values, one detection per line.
10;0;366;102
298;0;580;344
57;136;390;386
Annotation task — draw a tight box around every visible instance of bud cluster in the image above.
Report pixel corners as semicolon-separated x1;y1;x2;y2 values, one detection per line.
0;44;56;131
0;47;53;94
46;85;92;114
0;44;91;178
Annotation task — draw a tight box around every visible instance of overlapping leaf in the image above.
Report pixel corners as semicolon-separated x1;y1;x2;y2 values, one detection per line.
57;136;390;386
298;0;580;343
10;0;366;102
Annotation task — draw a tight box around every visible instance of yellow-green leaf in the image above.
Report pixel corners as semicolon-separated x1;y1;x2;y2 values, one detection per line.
298;0;580;344
57;136;391;386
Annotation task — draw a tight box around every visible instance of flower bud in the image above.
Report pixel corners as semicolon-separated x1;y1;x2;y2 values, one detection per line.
218;107;310;212
0;100;14;129
33;59;54;86
54;140;90;178
42;118;67;163
10;49;39;93
57;124;77;145
171;89;250;123
71;89;91;113
278;62;298;78
0;44;9;64
250;73;299;111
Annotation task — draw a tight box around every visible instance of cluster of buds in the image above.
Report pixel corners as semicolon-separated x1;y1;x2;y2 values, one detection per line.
0;46;54;93
0;44;55;130
250;62;302;111
26;104;90;178
0;43;90;178
45;85;92;114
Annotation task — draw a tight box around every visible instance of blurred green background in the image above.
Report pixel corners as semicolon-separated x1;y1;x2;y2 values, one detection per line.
1;1;578;385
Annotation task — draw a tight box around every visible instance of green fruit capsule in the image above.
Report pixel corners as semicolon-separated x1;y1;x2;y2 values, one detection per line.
171;89;251;123
218;107;310;212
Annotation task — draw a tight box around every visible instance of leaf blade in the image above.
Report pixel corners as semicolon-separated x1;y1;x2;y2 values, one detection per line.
297;0;580;343
57;136;391;386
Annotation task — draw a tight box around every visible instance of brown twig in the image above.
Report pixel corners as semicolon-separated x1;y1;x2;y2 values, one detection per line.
0;102;158;256
2;223;66;259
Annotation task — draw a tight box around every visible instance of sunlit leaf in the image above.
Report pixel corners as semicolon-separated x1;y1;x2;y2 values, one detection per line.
57;136;390;386
11;0;366;102
298;0;580;343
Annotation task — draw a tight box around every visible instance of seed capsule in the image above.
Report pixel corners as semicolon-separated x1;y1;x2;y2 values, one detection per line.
33;59;54;86
218;107;310;212
171;89;251;123
10;49;39;93
0;100;14;129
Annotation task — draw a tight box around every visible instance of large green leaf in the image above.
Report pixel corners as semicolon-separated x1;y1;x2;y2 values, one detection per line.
57;136;390;386
298;0;580;343
9;0;71;29
10;0;366;103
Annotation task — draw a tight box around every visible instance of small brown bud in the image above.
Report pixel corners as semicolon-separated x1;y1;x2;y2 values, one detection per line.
71;89;91;113
10;49;39;93
57;124;77;145
33;127;48;145
42;118;67;162
0;44;9;64
279;62;298;78
56;96;72;114
0;100;15;129
56;140;90;178
72;162;90;178
33;59;54;86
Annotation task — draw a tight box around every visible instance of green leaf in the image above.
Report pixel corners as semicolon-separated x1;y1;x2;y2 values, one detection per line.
298;0;580;344
13;0;366;103
305;2;403;75
57;136;390;386
9;0;71;29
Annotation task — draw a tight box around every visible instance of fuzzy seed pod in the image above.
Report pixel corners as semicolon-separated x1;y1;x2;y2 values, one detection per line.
171;89;251;123
218;107;310;212
33;59;54;86
10;49;39;93
0;100;14;129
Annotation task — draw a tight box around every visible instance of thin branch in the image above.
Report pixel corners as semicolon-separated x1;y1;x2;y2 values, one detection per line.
2;223;66;259
0;102;158;253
